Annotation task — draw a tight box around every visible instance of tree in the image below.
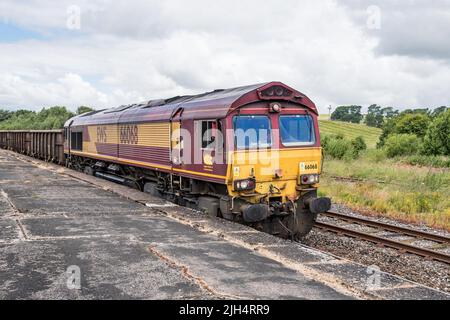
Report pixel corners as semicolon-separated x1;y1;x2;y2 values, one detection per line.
377;109;431;147
431;106;447;118
365;104;384;128
377;117;396;148
381;107;398;119
14;109;34;117
0;106;74;130
35;106;75;129
76;106;95;115
395;113;431;137
401;108;429;115
331;105;363;123
422;109;450;156
0;109;12;122
365;105;399;128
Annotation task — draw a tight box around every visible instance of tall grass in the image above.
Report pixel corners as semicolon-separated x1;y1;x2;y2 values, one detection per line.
320;154;450;230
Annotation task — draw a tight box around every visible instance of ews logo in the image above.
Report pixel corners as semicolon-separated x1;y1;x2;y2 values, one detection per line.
97;126;107;143
120;125;139;145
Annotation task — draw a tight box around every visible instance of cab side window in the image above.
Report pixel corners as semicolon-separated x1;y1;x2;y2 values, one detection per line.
200;120;215;149
71;131;83;151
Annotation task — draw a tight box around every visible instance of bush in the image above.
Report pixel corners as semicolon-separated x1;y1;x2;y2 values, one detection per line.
321;134;331;149
403;155;450;168
322;134;365;160
351;136;367;153
395;113;431;137
384;134;420;158
377;111;431;147
366;148;387;162
326;138;352;160
335;133;344;140
422;109;450;156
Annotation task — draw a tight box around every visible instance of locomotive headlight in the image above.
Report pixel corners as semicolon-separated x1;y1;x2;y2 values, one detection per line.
300;174;320;185
234;178;256;191
266;88;275;96
275;87;284;96
269;102;282;113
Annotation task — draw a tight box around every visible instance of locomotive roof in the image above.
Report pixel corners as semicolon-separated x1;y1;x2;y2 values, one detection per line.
66;82;317;126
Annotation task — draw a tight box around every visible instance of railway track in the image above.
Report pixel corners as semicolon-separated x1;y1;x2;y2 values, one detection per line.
314;211;450;264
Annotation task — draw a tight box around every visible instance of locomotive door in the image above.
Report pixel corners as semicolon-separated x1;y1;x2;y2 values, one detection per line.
170;107;184;171
66;120;74;154
171;121;181;165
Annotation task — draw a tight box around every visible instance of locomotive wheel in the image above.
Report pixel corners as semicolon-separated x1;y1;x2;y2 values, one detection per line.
197;197;220;218
143;182;161;197
263;210;317;240
286;190;322;239
287;210;318;240
83;166;95;176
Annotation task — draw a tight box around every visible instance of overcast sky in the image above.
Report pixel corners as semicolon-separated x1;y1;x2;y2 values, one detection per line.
0;0;449;113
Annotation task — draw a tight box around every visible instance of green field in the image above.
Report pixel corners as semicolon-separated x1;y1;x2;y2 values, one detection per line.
318;118;382;148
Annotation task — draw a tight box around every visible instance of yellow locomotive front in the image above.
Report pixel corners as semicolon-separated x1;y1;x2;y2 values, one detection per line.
220;101;331;239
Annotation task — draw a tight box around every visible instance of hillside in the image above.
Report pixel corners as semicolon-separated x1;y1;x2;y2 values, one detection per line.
318;118;382;148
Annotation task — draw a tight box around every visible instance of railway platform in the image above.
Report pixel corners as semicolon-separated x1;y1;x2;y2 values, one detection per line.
0;149;448;300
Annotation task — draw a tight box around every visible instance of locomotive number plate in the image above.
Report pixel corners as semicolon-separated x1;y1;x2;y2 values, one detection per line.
299;161;319;174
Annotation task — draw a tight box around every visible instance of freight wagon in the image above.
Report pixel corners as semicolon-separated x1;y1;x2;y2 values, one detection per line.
0;130;64;164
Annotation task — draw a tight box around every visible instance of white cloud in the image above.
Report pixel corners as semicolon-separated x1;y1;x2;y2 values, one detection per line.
338;0;450;61
0;0;449;113
0;73;110;110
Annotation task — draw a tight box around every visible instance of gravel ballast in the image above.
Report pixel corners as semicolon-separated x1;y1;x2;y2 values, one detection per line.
303;204;450;293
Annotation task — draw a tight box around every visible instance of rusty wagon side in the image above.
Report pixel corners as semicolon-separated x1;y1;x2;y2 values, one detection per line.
0;130;65;164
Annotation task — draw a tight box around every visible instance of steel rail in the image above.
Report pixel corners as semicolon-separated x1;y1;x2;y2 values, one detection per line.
322;211;450;244
314;221;450;264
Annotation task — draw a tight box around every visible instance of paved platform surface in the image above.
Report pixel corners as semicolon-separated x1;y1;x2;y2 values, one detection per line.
0;150;351;300
1;149;449;300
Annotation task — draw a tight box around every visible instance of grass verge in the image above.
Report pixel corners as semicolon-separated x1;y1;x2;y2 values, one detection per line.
319;155;450;230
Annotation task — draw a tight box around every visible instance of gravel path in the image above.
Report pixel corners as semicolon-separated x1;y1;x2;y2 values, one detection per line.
302;204;450;293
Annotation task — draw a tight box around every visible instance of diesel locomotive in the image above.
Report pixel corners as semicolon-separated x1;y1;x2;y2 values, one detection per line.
64;82;331;238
